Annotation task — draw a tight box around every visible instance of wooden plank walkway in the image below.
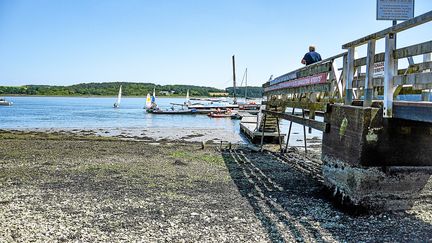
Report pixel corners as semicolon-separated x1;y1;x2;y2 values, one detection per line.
240;118;285;144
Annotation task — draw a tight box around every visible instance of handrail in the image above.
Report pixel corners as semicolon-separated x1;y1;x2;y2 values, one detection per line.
268;52;346;86
342;10;432;49
300;52;346;70
352;40;432;67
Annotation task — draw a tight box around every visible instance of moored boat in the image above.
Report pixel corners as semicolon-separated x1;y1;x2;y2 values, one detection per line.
147;109;197;114
230;113;242;119
207;112;232;118
188;104;239;110
0;98;13;106
144;93;152;109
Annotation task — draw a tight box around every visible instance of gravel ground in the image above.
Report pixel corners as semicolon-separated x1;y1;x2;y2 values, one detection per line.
0;131;432;242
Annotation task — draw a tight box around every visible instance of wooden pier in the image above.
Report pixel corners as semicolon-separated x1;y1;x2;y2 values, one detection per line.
260;11;432;211
239;115;285;144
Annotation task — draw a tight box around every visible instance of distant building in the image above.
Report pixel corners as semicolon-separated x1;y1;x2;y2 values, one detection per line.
209;92;229;97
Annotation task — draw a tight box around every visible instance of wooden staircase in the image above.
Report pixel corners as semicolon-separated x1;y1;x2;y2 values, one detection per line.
257;105;285;132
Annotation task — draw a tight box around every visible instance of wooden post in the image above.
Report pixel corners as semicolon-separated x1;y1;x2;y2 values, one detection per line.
232;55;237;104
364;40;376;107
383;33;396;118
276;117;283;153
424;53;431;68
330;61;341;98
308;93;315;133
341;54;347;93
345;47;355;105
302;109;307;154
283;107;296;153
355;48;361;100
260;114;267;152
422;53;431;101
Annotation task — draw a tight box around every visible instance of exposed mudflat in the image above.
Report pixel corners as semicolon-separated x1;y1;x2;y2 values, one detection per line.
0;131;431;242
0;127;246;144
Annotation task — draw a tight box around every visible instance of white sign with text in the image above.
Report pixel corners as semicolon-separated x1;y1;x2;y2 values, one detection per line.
373;62;385;78
377;0;414;20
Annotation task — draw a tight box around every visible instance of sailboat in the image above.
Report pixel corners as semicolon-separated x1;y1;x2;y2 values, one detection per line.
238;68;258;110
113;85;122;108
145;93;152;110
185;89;191;105
168;89;191;108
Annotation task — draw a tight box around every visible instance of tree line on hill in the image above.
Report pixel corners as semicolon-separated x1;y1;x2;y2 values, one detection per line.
0;82;264;98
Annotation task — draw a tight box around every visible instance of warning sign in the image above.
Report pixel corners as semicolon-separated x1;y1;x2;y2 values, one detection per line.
373;62;385;78
377;0;414;21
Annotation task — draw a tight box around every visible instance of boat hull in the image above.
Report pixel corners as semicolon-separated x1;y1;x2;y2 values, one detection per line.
207;113;232;118
0;101;12;106
147;109;196;115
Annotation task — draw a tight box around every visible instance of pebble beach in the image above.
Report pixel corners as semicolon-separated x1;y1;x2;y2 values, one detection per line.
1;131;431;242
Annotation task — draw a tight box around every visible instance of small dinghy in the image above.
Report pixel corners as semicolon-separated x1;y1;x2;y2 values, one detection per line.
208;112;232;118
147;108;197;114
0;98;13;106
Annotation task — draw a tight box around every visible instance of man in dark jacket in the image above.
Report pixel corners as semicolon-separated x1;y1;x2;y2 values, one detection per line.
301;46;322;65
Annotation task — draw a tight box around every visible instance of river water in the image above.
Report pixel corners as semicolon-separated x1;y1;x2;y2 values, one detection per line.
0;97;240;129
0;96;322;145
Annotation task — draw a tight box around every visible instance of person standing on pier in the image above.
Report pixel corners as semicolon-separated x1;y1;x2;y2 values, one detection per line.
301;45;322;65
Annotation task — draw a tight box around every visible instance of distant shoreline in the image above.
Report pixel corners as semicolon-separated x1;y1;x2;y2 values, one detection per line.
0;83;264;99
0;94;231;98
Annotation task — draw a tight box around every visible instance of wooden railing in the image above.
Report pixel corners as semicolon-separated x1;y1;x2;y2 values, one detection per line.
342;10;432;117
263;52;346;111
263;10;432;122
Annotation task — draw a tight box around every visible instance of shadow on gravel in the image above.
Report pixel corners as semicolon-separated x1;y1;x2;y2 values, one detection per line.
221;149;331;242
221;148;432;242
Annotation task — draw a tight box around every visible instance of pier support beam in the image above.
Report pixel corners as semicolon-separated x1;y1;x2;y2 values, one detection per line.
383;33;396;117
322;104;432;211
345;47;355;105
364;40;376;107
422;53;431;101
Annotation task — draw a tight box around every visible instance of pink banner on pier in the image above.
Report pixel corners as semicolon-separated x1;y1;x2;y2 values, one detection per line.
265;73;327;92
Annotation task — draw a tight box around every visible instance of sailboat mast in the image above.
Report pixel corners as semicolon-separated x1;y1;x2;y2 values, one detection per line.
232;55;237;104
244;68;248;101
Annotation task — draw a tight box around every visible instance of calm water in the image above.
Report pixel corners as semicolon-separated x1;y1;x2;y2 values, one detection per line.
0;96;324;145
0;97;240;131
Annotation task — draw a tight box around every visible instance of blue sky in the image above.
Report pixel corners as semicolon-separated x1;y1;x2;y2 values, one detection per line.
0;0;431;88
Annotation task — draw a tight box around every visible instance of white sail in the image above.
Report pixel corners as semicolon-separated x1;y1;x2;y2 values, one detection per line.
186;89;190;102
145;93;152;109
117;85;122;105
153;88;156;99
113;85;122;108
